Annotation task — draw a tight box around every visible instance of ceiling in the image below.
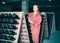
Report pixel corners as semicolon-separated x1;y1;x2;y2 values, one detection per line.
0;0;21;2
0;0;60;12
29;0;60;12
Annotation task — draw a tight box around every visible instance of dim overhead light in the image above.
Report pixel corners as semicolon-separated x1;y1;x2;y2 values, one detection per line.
1;2;5;4
49;0;51;1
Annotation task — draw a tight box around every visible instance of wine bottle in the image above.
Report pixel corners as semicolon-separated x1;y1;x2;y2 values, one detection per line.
0;29;16;35
2;18;6;23
1;18;9;23
0;24;17;30
8;30;17;35
0;13;5;18
0;41;12;43
8;13;12;18
1;18;18;24
6;19;10;23
0;23;5;28
9;19;18;24
0;35;6;39
8;24;17;30
4;13;8;18
6;36;15;41
12;13;20;19
0;35;15;41
0;29;7;34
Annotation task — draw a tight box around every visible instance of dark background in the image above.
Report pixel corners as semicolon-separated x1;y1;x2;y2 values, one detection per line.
0;0;60;30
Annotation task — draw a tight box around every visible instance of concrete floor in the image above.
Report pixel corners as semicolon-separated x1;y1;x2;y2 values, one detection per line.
43;31;60;43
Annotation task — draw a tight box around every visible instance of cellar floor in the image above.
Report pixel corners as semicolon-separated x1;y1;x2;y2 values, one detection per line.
43;31;60;43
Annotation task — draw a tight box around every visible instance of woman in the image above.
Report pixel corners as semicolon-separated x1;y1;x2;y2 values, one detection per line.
28;5;42;43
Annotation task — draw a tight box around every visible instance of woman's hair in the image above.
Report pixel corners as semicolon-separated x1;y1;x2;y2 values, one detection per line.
33;4;39;8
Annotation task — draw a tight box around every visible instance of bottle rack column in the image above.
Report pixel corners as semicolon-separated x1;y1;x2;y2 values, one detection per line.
0;12;23;43
41;12;49;39
47;12;56;37
18;14;30;43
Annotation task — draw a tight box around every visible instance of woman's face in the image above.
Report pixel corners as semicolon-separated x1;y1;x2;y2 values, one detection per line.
33;5;39;12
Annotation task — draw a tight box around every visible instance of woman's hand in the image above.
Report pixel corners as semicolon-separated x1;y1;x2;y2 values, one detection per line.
28;18;33;23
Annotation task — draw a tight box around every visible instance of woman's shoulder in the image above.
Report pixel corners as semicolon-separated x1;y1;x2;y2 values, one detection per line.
28;12;33;16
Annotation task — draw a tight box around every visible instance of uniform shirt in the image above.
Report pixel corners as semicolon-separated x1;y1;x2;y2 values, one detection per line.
28;12;42;43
